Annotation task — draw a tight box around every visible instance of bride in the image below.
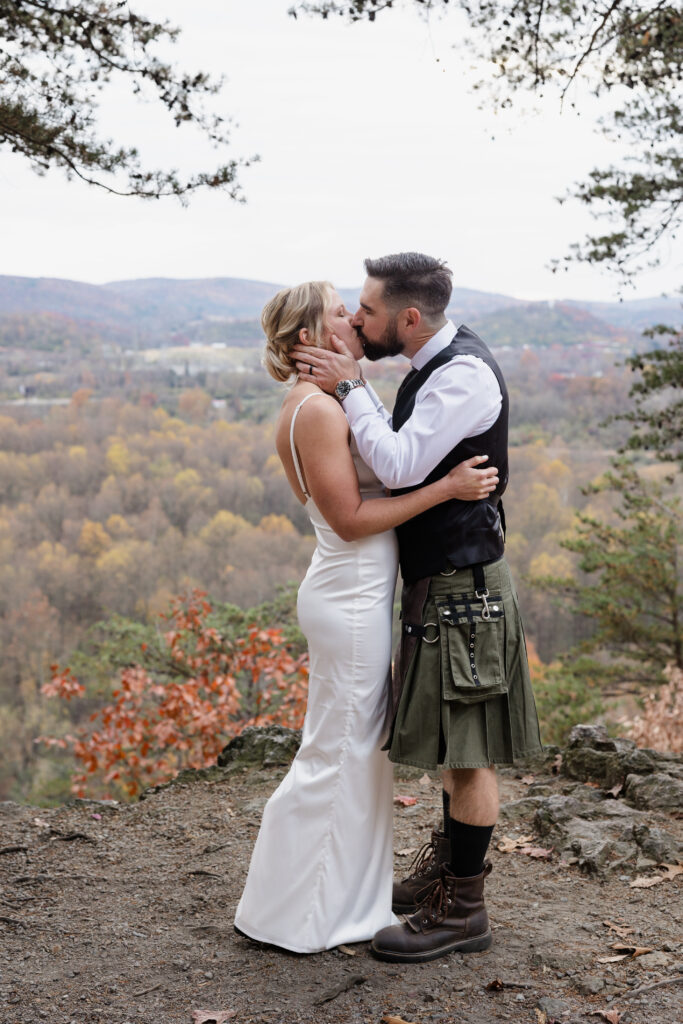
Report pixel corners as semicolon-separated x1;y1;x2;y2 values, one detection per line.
233;281;498;953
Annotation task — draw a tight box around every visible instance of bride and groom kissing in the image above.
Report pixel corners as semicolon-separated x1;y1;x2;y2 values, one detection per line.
234;251;542;962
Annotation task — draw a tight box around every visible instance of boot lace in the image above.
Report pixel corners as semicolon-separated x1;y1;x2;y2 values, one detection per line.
405;839;437;881
415;871;453;926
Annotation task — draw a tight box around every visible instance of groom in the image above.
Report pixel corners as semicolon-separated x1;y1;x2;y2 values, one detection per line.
293;252;542;963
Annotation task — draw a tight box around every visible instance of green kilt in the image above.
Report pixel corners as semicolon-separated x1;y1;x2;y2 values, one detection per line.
388;557;543;770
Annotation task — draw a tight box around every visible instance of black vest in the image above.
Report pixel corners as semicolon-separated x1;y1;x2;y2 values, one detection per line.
392;325;509;583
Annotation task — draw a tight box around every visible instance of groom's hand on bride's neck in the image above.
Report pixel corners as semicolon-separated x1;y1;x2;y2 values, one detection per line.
292;336;362;396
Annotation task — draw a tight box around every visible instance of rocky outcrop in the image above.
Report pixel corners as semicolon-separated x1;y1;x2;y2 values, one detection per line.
498;723;683;875
217;724;302;768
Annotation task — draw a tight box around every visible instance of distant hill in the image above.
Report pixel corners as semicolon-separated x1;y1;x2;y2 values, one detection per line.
473;300;639;349
0;274;678;352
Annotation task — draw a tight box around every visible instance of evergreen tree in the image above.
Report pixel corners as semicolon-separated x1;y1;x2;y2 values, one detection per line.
534;457;682;685
619;327;683;466
0;1;250;198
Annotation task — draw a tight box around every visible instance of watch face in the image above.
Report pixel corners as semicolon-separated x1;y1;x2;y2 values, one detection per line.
335;381;350;399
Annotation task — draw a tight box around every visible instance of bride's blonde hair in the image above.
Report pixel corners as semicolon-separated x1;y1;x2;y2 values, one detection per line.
262;281;333;382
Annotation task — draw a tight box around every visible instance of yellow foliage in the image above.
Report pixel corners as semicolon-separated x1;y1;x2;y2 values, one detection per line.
199;510;250;547
173;468;201;489
106;440;131;475
96;542;134;569
78;520;111;558
259;514;296;535
68;445;87;460
540;457;571;487
528;550;574;579
105;514;134;539
264;453;285;475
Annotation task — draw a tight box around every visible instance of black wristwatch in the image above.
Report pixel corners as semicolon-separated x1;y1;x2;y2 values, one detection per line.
334;378;366;401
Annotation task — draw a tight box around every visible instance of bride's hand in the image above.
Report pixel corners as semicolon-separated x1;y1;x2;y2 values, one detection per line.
445;455;499;500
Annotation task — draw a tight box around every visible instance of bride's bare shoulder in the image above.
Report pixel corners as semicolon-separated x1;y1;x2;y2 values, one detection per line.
278;386;341;426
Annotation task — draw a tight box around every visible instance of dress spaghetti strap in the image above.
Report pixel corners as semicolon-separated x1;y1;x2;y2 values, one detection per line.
289;391;328;499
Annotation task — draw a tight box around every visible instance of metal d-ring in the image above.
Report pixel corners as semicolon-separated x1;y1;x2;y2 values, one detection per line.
422;622;439;644
440;566;457;576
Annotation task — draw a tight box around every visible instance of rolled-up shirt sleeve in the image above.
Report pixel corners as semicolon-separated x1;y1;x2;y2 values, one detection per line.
342;357;502;489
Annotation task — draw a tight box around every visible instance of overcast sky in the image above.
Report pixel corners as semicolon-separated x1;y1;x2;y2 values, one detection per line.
1;0;680;302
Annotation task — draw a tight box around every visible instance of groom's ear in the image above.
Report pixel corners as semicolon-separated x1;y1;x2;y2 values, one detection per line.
298;328;311;344
401;307;422;332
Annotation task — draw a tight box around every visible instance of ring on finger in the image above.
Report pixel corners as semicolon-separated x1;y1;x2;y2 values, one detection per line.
309;364;314;375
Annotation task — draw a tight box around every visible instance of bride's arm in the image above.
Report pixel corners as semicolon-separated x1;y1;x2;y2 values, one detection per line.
294;397;498;543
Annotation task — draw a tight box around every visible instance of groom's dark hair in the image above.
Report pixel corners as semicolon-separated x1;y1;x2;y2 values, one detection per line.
364;252;452;319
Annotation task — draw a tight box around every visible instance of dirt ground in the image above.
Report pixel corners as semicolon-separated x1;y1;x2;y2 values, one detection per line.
1;756;682;1024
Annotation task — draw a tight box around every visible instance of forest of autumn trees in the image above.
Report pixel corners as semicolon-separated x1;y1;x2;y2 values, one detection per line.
0;349;668;803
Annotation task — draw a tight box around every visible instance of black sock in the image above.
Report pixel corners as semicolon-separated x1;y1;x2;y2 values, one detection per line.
447;818;494;877
441;789;450;836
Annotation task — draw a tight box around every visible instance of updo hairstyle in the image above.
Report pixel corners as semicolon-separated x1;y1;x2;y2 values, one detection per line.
262;280;333;382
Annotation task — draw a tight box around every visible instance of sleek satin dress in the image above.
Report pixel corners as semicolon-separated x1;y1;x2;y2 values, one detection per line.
234;392;399;953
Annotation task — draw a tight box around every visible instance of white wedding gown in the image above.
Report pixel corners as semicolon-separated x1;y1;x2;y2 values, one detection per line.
234;392;399;953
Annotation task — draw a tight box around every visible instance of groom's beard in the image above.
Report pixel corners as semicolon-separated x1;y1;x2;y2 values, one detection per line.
357;316;404;361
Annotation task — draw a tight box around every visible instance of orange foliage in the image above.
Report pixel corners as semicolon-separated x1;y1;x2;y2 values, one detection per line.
39;591;309;798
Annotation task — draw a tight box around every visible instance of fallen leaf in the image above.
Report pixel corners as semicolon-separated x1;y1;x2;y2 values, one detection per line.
660;863;683;880
585;780;601;788
396;847;417;858
337;944;356;956
597;954;631;963
191;1011;236;1024
535;1011;547;1024
551;752;563;774
603;920;634;939
519;845;554;860
520;774;535;785
496;833;536;853
32;818;50;829
610;943;654;958
418;772;431;786
315;974;367;1005
590;1011;623;1024
394;795;417;807
606;782;623;798
630;874;662;888
382;1017;417;1024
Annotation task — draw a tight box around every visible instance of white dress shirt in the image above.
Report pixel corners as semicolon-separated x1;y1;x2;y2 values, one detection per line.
342;320;502;489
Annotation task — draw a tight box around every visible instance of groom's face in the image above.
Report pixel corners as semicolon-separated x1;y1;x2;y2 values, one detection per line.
352;277;405;362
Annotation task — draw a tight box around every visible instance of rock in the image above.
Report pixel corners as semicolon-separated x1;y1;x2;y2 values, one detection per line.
537;996;571;1017
563;746;621;783
519;744;563;772
624;772;683;810
217;724;302;768
568;724;617;751
499;797;546;821
632;823;682;863
637;951;671;969
526;783;555;796
576;975;605;994
604;748;658;785
534;795;589;835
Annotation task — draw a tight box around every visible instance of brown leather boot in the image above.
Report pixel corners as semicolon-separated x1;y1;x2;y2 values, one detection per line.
392;829;450;914
374;862;492;963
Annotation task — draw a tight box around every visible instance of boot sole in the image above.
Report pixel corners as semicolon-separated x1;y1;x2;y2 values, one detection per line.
371;928;492;964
